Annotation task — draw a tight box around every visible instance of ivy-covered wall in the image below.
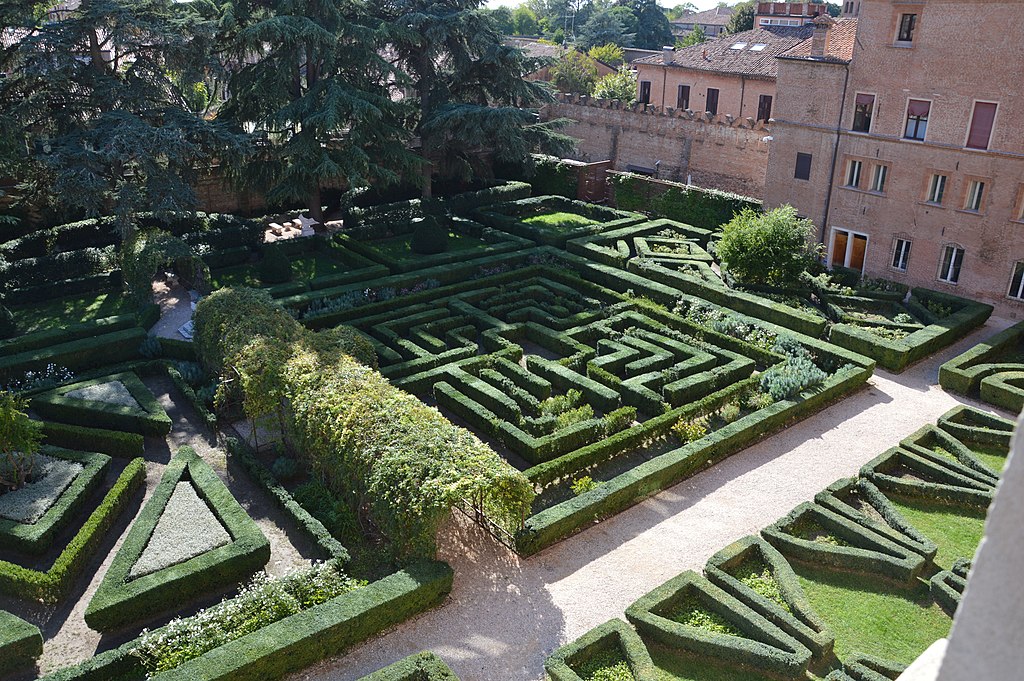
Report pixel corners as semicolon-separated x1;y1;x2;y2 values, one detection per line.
608;172;761;231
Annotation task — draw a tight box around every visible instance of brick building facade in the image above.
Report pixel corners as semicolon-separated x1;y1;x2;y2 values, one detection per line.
764;1;1024;314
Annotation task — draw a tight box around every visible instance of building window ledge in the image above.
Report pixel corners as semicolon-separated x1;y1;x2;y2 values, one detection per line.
840;186;886;197
955;209;985;218
918;201;946;210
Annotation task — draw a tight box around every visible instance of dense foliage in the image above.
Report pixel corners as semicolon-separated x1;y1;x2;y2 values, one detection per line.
550;49;599;94
592;67;638;103
717;206;821;287
122;229;210;304
0;392;42;491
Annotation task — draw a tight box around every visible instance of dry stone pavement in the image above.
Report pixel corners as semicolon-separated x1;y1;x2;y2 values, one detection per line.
288;316;1016;681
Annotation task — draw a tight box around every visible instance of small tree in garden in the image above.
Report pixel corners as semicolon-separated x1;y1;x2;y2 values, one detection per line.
716;205;821;287
549;50;599;95
593;67;638;103
587;43;625;68
0;391;42;492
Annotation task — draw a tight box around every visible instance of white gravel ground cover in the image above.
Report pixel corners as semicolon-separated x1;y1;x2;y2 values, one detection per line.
130;481;231;579
65;381;141;409
0;455;84;524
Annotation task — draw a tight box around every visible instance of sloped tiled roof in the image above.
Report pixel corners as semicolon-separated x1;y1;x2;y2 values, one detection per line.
779;18;859;63
633;25;815;80
505;38;562;60
671;7;734;27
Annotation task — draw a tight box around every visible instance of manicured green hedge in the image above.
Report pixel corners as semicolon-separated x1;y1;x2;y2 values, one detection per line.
526;155;579;198
165;362;217;431
625;570;812;678
0;327;145;378
225;436;349;561
899;424;1000;486
41;421;145;457
860;447;995;509
0;609;43;676
829;654;906;681
0;312;140;355
829;288;992;373
85;447;270;632
147;560;453;681
0;457;146;603
545;618;658;681
608;171;761;231
760;502;927;584
0;447;110;554
704;535;834;658
930;563;968;616
32;371;172;436
473;195;646;248
936;405;1014;449
938;320;1024;401
359;652;460;680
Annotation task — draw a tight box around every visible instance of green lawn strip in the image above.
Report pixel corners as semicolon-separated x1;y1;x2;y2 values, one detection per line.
886;497;987;570
521;212;597;231
966;443;1010;475
793;565;951;666
647;645;784;681
13;291;133;333
370;231;486;261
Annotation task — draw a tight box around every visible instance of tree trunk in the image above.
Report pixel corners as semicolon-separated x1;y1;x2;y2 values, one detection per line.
307;185;324;224
421;144;433;200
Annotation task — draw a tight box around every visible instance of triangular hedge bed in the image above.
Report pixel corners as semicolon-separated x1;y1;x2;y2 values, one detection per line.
84;447;269;632
31;371;172;436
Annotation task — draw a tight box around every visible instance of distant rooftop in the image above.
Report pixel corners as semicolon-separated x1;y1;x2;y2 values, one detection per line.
779;18;859;64
671;6;734;27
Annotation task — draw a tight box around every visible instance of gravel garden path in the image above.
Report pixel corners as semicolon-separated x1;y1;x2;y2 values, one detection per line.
289;315;1017;681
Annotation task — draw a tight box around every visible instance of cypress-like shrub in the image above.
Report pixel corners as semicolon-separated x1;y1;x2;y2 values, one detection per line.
410;216;449;255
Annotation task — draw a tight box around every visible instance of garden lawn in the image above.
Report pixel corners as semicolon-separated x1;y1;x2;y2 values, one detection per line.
521;212;596;232
888;498;988;570
794;566;951;666
967;443;1010;475
12;291;135;333
369;231;489;263
648;646;781;681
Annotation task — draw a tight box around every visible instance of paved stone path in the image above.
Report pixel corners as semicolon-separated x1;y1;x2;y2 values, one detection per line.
289;315;1016;681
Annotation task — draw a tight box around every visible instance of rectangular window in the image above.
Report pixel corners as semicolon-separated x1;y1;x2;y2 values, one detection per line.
870;164;888;193
795;152;812;180
966;102;997;150
852;93;874;132
926;173;947;204
757;94;773;122
904;99;930;140
891;238;911;271
897;13;917;42
677;84;690;110
845;159;863;188
1009;262;1024;300
964;180;986;212
639;81;651;104
938;245;964;284
706;88;719;115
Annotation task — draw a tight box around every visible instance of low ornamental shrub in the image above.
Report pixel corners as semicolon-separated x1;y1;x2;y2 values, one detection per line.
717;206;821;288
271;456;299;481
672;416;707;444
570;476;600;496
759;357;827;401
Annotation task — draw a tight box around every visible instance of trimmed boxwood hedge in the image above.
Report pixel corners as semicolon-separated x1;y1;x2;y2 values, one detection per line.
0;447;111;554
40;421;145;457
359;652;460;680
899;424;1000;486
85;447;270;632
936;405;1014;449
0;312;141;355
760;502;927;584
859;447;995;509
473;195;646;248
938;320;1024;400
0;457;146;603
930;564;968;616
0;609;43;676
32;371;172;436
0;326;145;378
545;618;657;681
625;570;812;678
704;535;834;659
828;654;906;681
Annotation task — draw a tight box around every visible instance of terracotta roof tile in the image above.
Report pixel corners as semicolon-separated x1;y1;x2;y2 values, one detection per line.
633;25;815;80
779;18;858;63
671;7;734;28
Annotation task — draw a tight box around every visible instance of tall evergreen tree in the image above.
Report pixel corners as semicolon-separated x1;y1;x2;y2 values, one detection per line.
219;0;415;222
0;0;237;229
629;0;674;49
377;0;574;199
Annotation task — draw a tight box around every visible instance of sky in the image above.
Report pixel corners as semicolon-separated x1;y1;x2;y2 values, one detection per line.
484;0;724;10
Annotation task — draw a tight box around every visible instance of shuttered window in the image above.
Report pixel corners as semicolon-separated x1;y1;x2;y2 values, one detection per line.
966;102;997;150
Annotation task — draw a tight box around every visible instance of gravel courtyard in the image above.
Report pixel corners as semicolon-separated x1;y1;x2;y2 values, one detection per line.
288;316;1016;681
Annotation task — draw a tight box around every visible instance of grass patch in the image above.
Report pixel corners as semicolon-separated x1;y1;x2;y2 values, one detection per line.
734;558;790;612
521;212;597;231
668;595;742;637
212;254;348;289
369;231;487;262
575;648;636;681
968;443;1010;475
794;565;951;666
13;291;134;333
888;497;987;569
648;646;780;681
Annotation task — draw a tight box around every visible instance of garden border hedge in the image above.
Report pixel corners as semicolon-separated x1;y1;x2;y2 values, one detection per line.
472;195;646;248
31;371;172;436
938;320;1024;399
936;405;1014;449
859;447;995;509
0;447;111;554
544;618;658;681
0;609;43;676
85;447;270;632
40;420;145;457
0;457;145;603
359;652;460;680
0;327;145;378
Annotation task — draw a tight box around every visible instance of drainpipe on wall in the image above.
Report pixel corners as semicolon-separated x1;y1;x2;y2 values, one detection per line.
820;64;850;248
739;76;746;118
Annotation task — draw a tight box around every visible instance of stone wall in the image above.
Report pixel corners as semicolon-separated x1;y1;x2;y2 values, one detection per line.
542;94;771;197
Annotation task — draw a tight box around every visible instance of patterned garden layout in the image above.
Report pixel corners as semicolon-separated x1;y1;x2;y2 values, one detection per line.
0;180;1009;681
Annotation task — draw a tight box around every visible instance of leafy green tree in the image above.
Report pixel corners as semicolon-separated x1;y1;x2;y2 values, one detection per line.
0;391;42;491
489;7;515;34
726;0;756;34
717;206;823;286
512;6;540;34
627;0;675;49
219;0;413;223
588;43;625;67
578;10;631;50
592;66;637;102
549;49;598;95
378;0;574;199
676;24;706;47
666;2;698;20
0;0;238;229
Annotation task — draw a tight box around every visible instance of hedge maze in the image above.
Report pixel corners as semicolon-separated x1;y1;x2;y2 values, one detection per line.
940;319;1024;412
546;405;1010;681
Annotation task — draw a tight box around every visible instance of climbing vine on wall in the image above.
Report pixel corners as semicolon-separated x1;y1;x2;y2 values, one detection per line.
611;172;761;230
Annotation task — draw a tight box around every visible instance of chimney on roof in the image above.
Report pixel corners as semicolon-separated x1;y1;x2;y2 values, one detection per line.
662;45;674;64
810;14;835;58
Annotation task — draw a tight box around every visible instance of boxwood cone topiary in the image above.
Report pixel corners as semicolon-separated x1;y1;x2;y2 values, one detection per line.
410;216;448;255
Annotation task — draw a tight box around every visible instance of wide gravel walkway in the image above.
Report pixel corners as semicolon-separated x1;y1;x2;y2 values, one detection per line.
289;315;1016;681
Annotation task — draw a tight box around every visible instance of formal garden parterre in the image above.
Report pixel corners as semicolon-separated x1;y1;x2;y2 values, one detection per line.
0;177;1011;681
